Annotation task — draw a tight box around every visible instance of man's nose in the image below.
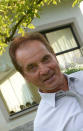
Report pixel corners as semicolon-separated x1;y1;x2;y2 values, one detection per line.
39;63;49;75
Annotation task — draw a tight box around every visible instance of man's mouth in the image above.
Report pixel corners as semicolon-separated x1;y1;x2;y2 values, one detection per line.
43;73;55;84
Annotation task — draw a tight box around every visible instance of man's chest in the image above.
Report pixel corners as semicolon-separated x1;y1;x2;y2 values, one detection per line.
35;96;83;131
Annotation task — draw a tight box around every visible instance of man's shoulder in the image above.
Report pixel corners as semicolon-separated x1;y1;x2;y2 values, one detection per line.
69;71;83;78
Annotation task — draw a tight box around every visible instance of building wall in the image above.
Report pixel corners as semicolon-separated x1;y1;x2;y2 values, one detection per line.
0;1;83;130
0;109;8;131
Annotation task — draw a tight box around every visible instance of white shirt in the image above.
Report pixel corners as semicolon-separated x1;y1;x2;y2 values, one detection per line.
34;71;83;131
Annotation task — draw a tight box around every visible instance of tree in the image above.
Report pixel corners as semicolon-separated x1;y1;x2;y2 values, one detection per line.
0;0;83;55
72;0;83;7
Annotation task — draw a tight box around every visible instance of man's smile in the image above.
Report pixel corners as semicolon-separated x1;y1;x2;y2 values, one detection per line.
42;73;55;84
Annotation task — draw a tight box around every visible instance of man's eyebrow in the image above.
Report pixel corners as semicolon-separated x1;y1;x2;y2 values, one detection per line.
41;54;51;61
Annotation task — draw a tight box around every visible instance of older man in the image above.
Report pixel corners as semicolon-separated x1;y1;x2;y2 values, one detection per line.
9;32;83;131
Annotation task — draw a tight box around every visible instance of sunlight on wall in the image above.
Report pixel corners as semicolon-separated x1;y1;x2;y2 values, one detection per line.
80;1;83;15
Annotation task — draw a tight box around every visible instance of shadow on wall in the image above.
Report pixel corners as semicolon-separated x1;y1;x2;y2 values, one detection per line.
10;120;33;131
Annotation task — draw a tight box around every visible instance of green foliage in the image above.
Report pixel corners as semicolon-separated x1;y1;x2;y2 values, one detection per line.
0;43;8;55
64;67;83;74
72;0;83;7
0;0;83;55
0;0;60;55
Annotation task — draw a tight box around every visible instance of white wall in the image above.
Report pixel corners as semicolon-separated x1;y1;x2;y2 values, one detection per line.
0;0;83;130
0;109;8;131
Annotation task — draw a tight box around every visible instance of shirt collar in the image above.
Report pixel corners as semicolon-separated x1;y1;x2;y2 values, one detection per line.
39;73;78;107
39;91;56;107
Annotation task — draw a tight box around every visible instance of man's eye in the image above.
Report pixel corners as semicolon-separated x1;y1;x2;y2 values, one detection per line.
42;55;51;63
27;64;37;72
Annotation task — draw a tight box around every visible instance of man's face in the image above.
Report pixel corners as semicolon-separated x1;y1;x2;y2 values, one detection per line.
16;40;63;93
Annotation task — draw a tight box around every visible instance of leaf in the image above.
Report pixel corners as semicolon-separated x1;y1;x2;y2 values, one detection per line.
28;24;35;29
53;0;57;5
0;43;8;47
18;28;25;36
72;0;82;7
0;42;8;55
72;0;78;7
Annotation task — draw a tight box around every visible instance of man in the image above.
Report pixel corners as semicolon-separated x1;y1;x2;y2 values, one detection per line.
9;32;83;131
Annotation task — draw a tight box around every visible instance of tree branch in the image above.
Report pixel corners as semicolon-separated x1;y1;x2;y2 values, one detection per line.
5;15;25;43
37;0;43;4
5;0;43;43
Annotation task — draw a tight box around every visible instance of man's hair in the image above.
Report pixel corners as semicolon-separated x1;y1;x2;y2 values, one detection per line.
9;32;54;75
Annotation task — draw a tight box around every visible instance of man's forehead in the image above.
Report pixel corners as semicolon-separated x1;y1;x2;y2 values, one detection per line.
15;40;51;66
16;40;49;57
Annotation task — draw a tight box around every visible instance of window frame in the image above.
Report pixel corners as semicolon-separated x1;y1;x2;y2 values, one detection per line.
40;24;80;56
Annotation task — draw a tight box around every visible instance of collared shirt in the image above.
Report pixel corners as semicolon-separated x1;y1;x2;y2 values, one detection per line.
34;71;83;131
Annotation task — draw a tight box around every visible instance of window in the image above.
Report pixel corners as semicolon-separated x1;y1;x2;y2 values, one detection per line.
41;25;83;72
0;72;40;117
